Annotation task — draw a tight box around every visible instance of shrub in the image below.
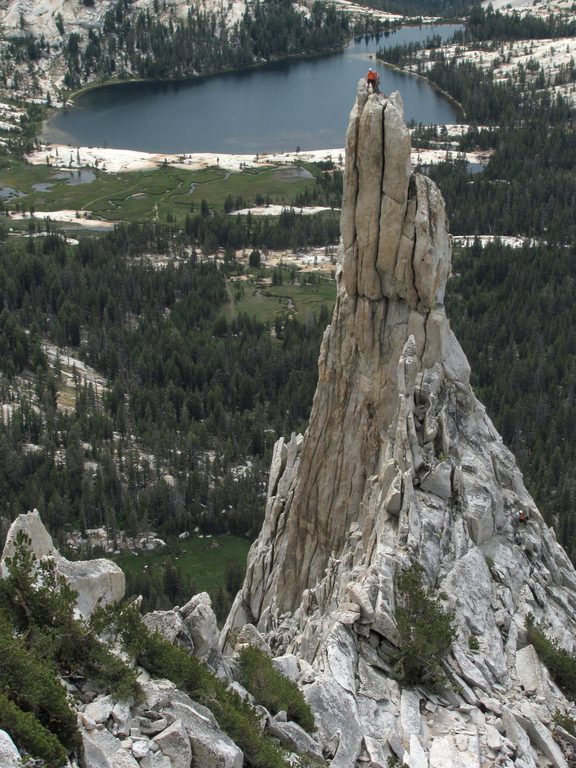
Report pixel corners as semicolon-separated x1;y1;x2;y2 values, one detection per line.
393;564;456;685
387;756;409;768
0;532;139;766
238;645;315;733
0;614;79;751
526;614;576;699
468;635;480;651
117;606;292;768
553;709;576;737
0;532;140;703
0;691;68;766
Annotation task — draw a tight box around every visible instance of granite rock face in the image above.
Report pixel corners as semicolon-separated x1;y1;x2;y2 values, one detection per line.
1;509;125;617
0;730;21;768
223;82;576;767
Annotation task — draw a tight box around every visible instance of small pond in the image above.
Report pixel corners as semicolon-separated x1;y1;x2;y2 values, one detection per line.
0;186;25;199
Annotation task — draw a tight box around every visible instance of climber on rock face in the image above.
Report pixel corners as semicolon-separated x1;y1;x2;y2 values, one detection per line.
367;68;379;93
513;509;528;528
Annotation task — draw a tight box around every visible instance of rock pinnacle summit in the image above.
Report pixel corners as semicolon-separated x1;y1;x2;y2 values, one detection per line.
223;83;576;767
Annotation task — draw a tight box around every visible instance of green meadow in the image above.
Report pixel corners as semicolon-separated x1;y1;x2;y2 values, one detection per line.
227;277;336;324
113;535;251;598
1;161;325;225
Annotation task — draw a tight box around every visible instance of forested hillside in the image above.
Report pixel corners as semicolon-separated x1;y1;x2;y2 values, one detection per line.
61;0;351;88
1;0;382;101
448;241;576;558
360;0;478;19
0;219;333;610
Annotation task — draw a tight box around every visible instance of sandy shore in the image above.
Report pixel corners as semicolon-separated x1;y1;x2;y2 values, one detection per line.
27;142;491;174
27;145;346;173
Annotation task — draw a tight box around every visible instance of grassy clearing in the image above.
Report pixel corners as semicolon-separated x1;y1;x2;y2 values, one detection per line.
266;281;335;316
113;535;250;597
226;284;285;324
1;161;321;225
227;275;336;324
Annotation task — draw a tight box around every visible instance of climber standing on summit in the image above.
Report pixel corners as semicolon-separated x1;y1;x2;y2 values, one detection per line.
367;67;380;94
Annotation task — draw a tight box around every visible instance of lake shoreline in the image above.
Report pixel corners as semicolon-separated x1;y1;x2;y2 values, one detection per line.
26;140;491;175
60;42;355;107
43;24;463;153
379;60;467;121
58;20;462;107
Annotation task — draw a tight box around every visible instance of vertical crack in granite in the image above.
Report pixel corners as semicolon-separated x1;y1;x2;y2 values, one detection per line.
225;82;457;628
223;80;576;768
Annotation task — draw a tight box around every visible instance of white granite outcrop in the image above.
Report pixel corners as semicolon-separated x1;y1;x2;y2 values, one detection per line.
223;82;576;767
0;730;21;768
1;509;125;617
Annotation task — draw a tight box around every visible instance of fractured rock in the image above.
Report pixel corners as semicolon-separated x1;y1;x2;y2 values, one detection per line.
272;653;300;682
1;509;56;561
179;591;219;658
84;695;115;725
140;679;176;710
267;719;324;760
429;733;481;768
142;610;193;651
400;689;422;747
515;644;546;696
222;82;576;768
81;728;140;768
140;753;172;768
162;690;243;768
153;720;191;768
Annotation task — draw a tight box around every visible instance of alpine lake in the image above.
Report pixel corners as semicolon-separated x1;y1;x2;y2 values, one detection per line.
4;25;463;237
43;25;463;154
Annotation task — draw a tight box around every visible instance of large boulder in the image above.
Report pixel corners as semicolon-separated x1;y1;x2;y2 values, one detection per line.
162;690;243;768
1;510;125;618
153;720;192;768
1;509;56;562
179;592;220;658
267;717;323;760
142;610;194;651
53;554;125;617
81;728;139;768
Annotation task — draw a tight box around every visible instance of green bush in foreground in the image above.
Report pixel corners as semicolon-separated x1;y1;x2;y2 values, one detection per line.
526;614;576;699
238;645;315;733
0;533;141;764
0;691;68;767
0;532;140;704
394;564;456;685
0;613;79;753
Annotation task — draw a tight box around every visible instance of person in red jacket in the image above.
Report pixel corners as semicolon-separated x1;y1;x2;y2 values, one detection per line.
367;68;379;93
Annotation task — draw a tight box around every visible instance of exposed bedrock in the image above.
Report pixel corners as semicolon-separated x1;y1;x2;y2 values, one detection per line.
223;82;576;768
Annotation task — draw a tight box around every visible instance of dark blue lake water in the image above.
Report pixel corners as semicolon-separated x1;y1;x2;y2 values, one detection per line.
43;25;461;154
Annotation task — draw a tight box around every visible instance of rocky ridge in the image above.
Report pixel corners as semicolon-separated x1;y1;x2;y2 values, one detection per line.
0;511;328;767
0;0;249;101
223;82;576;767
